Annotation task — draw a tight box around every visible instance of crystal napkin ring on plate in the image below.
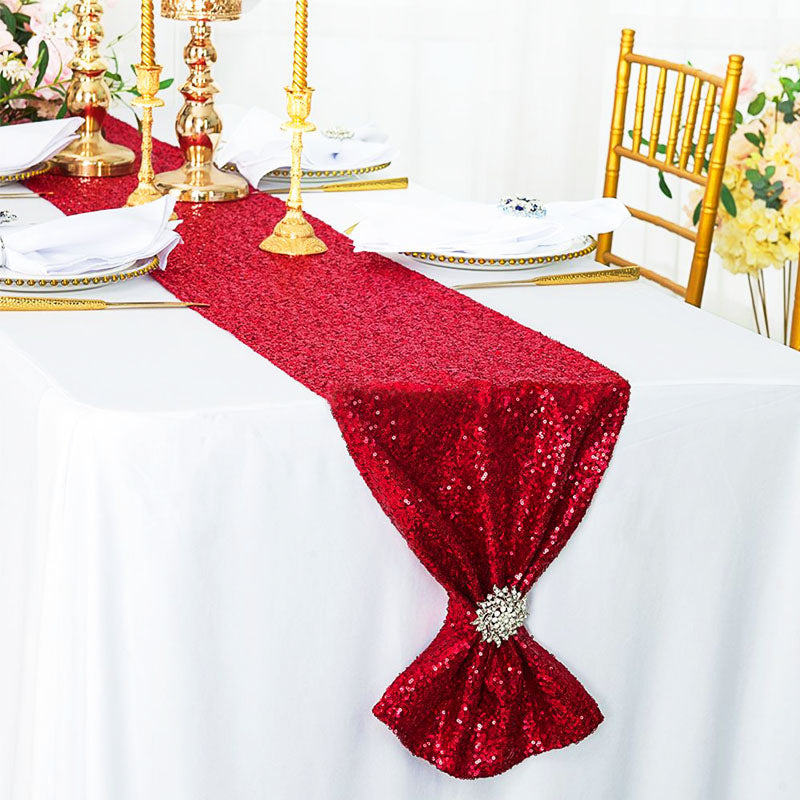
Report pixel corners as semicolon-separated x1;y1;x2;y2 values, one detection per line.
499;195;547;218
322;126;355;141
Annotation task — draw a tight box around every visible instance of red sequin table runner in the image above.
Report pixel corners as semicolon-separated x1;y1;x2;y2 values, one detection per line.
27;120;630;779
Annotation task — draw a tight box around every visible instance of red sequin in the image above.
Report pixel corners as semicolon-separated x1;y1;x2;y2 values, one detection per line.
27;119;630;779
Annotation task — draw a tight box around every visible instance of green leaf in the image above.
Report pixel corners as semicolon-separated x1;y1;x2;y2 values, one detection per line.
692;200;702;226
720;183;737;217
35;40;49;87
747;92;766;116
159;78;174;90
765;165;776;179
56;101;68;119
0;5;16;35
657;170;673;199
734;109;743;124
745;168;764;185
744;132;761;147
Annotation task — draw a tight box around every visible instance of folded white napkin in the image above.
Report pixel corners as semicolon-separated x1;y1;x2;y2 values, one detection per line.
350;198;630;258
215;105;395;188
1;195;182;276
0;118;84;176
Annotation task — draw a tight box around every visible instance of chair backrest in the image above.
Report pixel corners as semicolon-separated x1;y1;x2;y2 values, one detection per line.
596;29;743;306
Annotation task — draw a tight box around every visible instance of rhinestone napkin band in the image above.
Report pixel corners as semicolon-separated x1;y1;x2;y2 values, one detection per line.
27;119;630;780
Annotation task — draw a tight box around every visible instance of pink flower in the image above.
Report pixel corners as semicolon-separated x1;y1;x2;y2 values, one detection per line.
727;120;760;165
0;20;20;54
737;65;759;105
2;1;23;13
25;32;73;99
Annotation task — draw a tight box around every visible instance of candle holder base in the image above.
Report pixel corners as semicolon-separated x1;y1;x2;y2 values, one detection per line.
51;133;136;178
155;164;249;203
126;182;166;207
259;206;327;255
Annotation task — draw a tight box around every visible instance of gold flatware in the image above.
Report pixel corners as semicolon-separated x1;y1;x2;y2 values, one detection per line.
0;191;55;198
0;296;209;311
263;177;408;195
453;266;640;290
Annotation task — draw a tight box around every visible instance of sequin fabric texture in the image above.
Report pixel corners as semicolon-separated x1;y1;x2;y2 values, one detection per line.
28;120;631;779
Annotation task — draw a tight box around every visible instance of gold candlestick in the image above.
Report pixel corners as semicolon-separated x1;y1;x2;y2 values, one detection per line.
259;0;326;256
126;66;167;206
127;0;168;207
154;0;248;203
51;1;136;177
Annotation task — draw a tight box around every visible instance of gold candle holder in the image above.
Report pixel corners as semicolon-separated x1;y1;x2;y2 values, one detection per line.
154;0;248;203
260;0;326;256
127;1;167;207
51;1;136;177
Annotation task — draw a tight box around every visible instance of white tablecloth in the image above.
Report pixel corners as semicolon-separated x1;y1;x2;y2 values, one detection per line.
2;184;800;800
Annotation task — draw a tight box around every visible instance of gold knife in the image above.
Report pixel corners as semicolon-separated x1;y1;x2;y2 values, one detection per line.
263;177;408;194
0;191;54;198
454;266;640;290
0;296;209;311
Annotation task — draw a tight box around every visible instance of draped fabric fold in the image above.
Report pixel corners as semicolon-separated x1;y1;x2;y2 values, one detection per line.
27;119;630;779
332;381;625;777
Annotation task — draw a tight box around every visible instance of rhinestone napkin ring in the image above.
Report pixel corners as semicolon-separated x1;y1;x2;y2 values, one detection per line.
0;210;17;225
323;126;355;140
472;585;528;647
499;195;547;218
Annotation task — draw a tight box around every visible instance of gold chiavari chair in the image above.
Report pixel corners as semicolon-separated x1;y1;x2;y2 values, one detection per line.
596;29;743;308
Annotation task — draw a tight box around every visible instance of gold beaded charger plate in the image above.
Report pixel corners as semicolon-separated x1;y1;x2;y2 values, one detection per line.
238;161;392;190
0;255;160;293
0;162;51;184
405;235;597;272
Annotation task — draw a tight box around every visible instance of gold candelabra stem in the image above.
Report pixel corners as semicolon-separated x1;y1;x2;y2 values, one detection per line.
126;63;168;207
260;0;326;257
259;88;327;256
154;17;248;203
50;0;135;177
126;1;168;208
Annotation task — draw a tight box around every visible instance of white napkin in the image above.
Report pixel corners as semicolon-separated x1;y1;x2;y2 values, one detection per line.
1;195;182;276
215;105;395;188
350;198;630;258
0;118;84;175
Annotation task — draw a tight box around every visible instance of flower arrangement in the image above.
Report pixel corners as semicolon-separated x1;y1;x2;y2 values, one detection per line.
0;0;75;123
708;50;800;340
0;1;162;127
649;50;800;341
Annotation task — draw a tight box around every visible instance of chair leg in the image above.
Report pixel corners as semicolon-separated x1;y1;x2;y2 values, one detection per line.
597;28;635;266
686;53;743;307
790;266;800;350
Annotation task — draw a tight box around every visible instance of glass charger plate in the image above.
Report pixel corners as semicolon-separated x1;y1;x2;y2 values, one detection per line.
404;235;597;272
0;162;51;184
256;161;391;190
0;255;159;293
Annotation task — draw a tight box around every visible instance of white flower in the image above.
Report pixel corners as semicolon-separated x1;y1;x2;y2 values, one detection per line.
777;43;800;68
0;52;33;83
764;72;786;102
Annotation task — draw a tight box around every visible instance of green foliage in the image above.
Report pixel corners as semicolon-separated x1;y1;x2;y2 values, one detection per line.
657;170;672;199
745;165;784;209
747;92;766;116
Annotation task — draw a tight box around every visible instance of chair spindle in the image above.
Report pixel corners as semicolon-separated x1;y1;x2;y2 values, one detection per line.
679;77;703;171
665;71;686;164
648;67;668;159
